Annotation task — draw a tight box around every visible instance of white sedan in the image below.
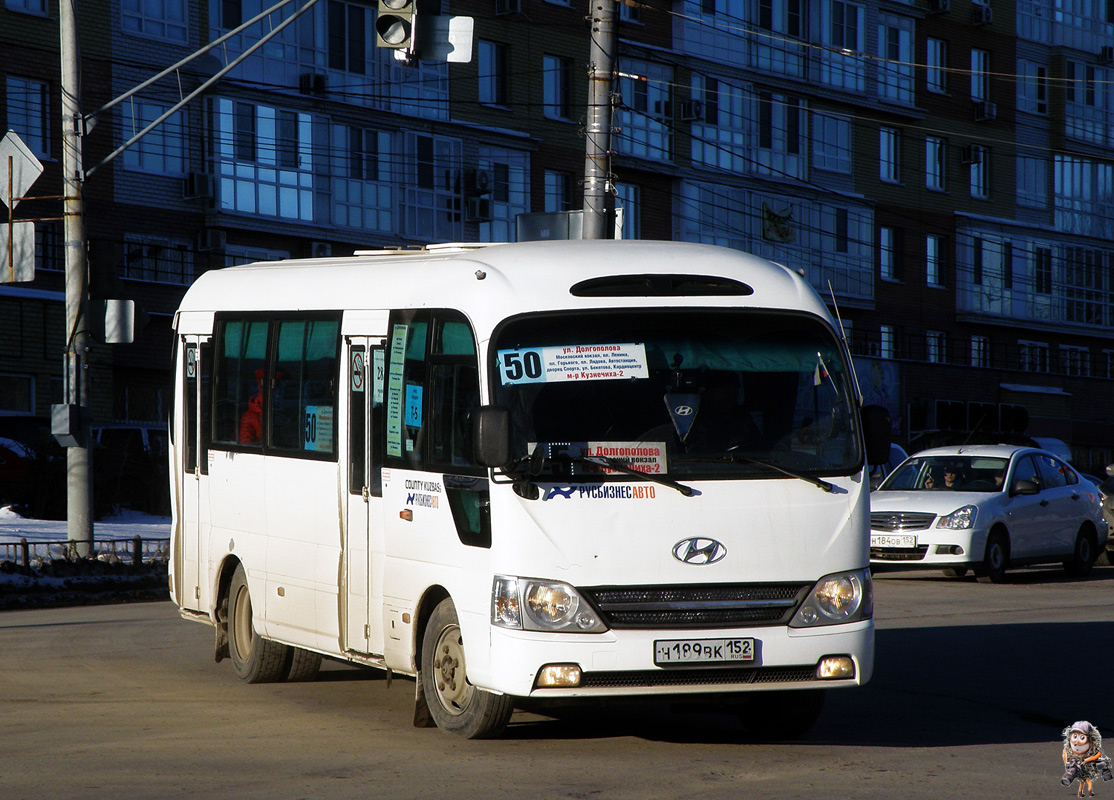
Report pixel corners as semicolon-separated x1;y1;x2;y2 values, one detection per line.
870;444;1108;582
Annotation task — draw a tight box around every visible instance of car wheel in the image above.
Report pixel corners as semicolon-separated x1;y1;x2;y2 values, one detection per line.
421;598;514;739
1064;527;1096;577
228;564;290;683
975;530;1009;584
942;567;968;578
735;690;826;740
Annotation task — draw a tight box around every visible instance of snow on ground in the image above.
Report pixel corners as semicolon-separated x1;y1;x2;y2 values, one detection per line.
0;505;171;544
0;506;171;606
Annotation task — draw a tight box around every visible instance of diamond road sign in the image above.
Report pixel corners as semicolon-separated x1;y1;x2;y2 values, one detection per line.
0;130;45;210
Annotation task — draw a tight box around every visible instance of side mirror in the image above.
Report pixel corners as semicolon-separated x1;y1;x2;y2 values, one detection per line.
860;404;891;466
1010;479;1040;497
473;405;511;468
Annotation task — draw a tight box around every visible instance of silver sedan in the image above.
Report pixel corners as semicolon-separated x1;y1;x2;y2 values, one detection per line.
869;444;1108;582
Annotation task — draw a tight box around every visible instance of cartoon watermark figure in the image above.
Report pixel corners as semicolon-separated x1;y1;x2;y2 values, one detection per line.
1061;721;1113;797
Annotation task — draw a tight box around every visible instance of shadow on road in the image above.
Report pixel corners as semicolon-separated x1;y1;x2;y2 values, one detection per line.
503;619;1113;747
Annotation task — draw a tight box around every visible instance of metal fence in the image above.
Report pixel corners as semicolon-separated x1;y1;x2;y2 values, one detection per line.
0;537;170;569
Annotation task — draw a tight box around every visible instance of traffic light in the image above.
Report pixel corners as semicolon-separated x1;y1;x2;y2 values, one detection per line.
376;0;416;50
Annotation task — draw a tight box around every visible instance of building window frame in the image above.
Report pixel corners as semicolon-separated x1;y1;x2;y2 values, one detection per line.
5;76;51;159
926;136;946;191
926;38;946;94
879;126;899;183
970;49;990;102
926;234;946;287
879;225;900;281
1018;339;1050;373
543;55;573;120
970;335;989;368
478;40;509;107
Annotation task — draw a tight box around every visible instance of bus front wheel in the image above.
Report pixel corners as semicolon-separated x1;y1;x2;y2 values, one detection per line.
420;598;514;739
228;564;289;683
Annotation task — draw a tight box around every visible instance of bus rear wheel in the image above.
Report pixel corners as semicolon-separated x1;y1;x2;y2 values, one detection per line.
228;564;289;683
421;598;514;739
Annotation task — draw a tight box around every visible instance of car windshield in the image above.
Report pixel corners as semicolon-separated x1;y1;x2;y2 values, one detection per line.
879;455;1009;492
490;309;862;480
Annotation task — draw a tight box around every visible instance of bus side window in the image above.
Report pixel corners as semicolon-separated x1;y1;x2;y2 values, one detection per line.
184;343;197;473
199;342;212;474
273;317;340;455
428;317;481;471
212;319;269;448
348;344;366;495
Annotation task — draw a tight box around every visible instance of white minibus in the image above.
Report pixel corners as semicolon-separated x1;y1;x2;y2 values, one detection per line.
169;239;890;739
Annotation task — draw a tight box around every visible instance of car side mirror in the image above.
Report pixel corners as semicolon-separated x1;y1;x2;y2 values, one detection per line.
1010;478;1040;497
860;404;891;466
473;405;511;468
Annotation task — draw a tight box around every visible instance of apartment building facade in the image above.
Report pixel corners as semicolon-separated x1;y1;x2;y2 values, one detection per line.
2;0;1114;471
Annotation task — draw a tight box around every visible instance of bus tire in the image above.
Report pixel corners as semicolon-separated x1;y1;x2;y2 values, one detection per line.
420;598;514;739
285;647;323;682
228;564;289;684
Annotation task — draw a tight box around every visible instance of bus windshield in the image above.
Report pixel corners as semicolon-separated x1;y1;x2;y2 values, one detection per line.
491;309;862;480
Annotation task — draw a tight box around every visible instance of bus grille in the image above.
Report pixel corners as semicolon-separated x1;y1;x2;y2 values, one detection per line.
580;583;811;630
870;512;936;532
578;665;820;689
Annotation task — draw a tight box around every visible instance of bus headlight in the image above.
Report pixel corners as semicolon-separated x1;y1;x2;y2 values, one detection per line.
491;576;608;633
789;568;872;628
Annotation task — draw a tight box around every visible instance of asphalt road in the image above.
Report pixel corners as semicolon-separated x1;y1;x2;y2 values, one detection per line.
2;565;1112;800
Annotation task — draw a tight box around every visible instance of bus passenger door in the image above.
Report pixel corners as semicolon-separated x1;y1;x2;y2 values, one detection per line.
178;336;209;612
344;338;386;655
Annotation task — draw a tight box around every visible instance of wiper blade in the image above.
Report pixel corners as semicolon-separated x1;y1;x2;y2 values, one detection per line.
676;452;835;492
729;454;836;492
571;455;695;497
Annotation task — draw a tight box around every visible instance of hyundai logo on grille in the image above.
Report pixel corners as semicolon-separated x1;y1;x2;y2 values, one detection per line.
672;405;695;416
672;537;727;565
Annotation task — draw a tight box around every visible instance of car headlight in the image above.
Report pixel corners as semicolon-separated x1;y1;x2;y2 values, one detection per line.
789;568;872;628
937;504;977;529
491;576;608;633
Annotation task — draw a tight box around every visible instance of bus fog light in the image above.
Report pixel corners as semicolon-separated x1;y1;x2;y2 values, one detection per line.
535;664;582;688
817;656;855;679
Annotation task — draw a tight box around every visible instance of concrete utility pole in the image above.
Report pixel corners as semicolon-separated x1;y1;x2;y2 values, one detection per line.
59;0;94;550
582;0;617;240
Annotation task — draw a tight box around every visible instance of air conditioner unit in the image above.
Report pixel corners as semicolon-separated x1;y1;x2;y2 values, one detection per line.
974;101;997;121
198;229;226;252
1101;45;1114;63
972;4;993;25
310;241;332;258
183;172;214;200
298;73;327;96
929;0;949;12
464;168;492;195
679;98;704;122
465;197;493;222
494;0;520;14
960;144;982;164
